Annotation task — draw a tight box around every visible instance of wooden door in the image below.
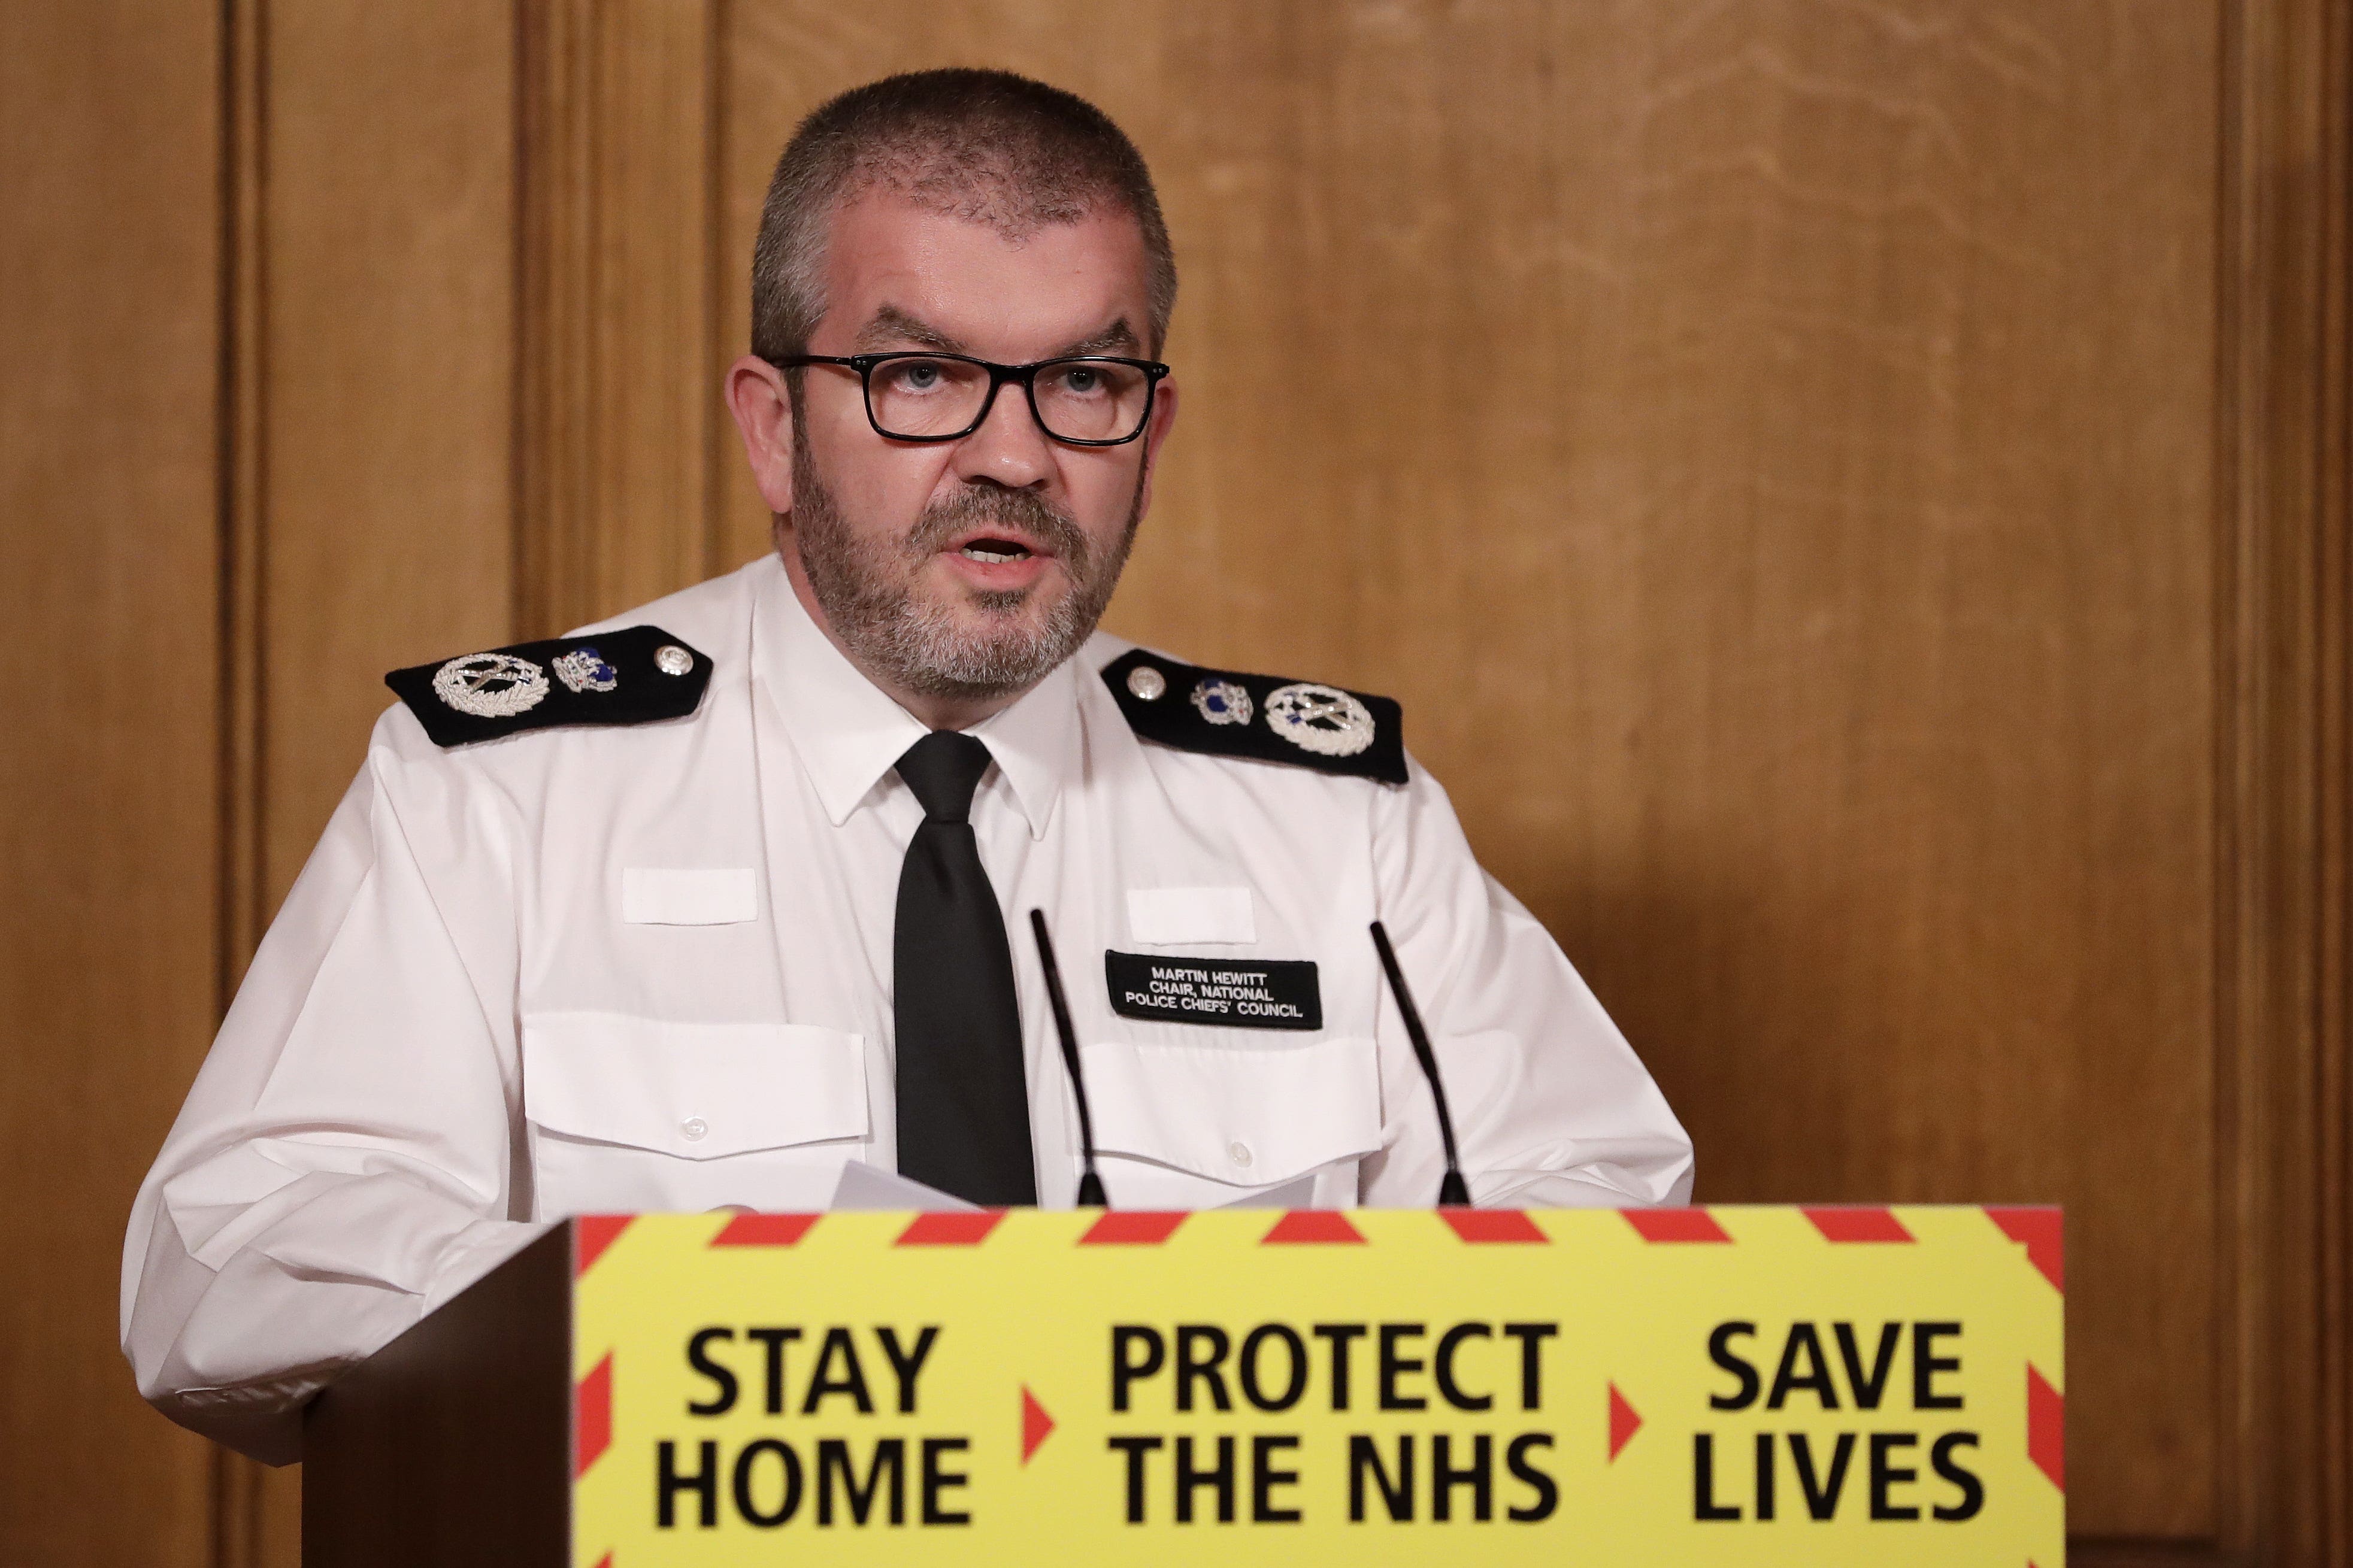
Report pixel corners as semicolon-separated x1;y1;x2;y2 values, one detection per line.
1;4;520;1563
0;2;224;1563
701;6;2349;1552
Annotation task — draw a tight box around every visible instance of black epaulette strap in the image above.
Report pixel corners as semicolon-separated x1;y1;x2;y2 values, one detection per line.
1100;647;1406;785
385;625;712;749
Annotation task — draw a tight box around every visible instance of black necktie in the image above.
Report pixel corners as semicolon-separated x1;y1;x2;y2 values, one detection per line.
892;730;1037;1206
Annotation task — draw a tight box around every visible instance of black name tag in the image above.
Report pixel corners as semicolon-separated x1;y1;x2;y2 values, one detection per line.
1104;951;1322;1031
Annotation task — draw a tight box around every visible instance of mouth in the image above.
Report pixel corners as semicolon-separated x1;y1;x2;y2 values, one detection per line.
945;528;1053;566
934;526;1065;595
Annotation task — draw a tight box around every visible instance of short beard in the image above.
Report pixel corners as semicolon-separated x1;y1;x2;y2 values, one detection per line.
788;420;1141;703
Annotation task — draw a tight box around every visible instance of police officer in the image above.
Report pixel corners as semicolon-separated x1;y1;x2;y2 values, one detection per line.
124;68;1691;1464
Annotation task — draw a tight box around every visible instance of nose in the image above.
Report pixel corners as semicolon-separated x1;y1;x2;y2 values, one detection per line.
949;376;1055;490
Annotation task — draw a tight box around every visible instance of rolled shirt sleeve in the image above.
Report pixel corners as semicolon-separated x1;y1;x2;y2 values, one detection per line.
120;715;541;1464
1359;754;1694;1210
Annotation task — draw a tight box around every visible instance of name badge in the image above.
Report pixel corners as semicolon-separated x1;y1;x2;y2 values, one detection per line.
1104;951;1322;1031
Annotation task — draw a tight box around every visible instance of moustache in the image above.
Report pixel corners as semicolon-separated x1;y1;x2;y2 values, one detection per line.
904;486;1093;572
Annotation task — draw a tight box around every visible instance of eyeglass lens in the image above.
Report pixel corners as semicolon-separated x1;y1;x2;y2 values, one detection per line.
867;357;1152;442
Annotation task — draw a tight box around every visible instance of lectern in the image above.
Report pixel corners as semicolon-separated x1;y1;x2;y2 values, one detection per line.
305;1223;574;1566
304;1206;2064;1566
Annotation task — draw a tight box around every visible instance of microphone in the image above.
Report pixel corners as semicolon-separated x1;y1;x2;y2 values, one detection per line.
1028;909;1108;1206
1370;921;1471;1207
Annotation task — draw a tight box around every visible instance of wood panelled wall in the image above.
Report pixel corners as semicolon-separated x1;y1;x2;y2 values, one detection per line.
0;3;2344;1564
0;2;224;1563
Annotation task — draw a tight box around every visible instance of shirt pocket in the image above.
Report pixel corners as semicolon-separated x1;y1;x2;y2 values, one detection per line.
520;1011;867;1217
620;867;758;926
1125;885;1256;945
1081;1036;1381;1205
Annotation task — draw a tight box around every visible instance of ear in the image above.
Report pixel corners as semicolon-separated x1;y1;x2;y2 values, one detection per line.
725;354;798;515
1131;374;1180;521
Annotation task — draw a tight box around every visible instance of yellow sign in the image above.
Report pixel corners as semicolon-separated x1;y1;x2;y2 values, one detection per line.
570;1205;2064;1566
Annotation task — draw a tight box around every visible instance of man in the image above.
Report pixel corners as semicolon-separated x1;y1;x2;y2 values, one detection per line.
123;69;1691;1464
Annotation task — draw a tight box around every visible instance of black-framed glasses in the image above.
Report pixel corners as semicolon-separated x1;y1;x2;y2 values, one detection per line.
770;351;1170;447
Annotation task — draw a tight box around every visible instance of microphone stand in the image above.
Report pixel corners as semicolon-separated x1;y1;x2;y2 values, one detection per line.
1370;920;1472;1207
1028;909;1108;1206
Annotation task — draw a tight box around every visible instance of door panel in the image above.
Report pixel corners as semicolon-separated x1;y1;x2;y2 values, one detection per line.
721;0;2218;1540
0;1;226;1563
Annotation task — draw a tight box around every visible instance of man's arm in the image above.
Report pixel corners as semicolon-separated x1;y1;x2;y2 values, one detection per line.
120;718;538;1463
1358;756;1694;1209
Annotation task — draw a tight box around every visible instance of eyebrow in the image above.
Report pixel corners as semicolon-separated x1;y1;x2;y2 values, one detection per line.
851;305;1143;361
853;305;965;353
1050;318;1141;358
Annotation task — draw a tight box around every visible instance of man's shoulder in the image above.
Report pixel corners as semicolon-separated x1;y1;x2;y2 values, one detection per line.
1080;632;1407;787
378;562;762;752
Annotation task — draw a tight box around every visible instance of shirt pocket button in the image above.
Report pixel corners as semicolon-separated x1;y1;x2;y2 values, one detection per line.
681;1117;710;1142
1228;1141;1253;1169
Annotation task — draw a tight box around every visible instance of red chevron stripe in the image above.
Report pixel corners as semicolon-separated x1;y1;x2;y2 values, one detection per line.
1441;1209;1548;1244
1803;1207;1915;1243
1986;1206;2066;1293
2028;1364;2065;1491
574;1353;612;1479
1622;1208;1733;1242
1079;1211;1188;1245
1262;1211;1366;1244
897;1211;1006;1246
574;1215;632;1275
710;1212;820;1247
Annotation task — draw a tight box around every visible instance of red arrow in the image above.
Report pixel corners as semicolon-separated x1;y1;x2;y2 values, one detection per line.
1608;1382;1642;1462
1022;1385;1055;1464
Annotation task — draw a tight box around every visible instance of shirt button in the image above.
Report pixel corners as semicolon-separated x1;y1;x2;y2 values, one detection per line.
1228;1141;1253;1169
681;1117;709;1142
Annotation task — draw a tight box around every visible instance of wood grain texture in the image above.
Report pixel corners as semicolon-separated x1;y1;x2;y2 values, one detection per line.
258;1;519;909
722;0;2219;1540
0;1;224;1563
2216;1;2353;1560
2;1;2337;1563
221;4;525;1561
517;0;724;638
215;1;279;1556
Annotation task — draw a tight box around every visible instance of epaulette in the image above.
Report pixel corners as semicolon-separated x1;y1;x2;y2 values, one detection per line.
1100;647;1406;784
385;624;712;749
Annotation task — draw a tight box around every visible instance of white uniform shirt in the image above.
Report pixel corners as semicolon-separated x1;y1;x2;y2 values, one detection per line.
122;554;1692;1462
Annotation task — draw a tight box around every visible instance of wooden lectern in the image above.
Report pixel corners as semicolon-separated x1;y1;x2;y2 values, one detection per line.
305;1224;573;1567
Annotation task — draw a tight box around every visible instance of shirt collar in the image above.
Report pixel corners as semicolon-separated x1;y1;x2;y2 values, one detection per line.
753;554;1080;838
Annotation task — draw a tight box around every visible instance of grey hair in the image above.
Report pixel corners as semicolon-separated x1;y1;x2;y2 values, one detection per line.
750;69;1177;363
